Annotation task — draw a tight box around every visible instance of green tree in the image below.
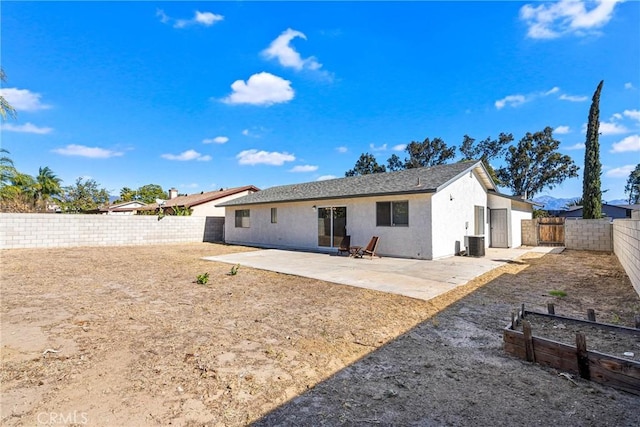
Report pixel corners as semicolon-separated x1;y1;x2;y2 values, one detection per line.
118;187;136;202
345;153;386;176
0;171;36;212
1;68;17;121
135;184;167;204
386;154;404;172
459;133;513;184
496;127;579;199
625;163;640;204
582;80;604;219
33;166;63;211
403;137;456;169
60;177;110;213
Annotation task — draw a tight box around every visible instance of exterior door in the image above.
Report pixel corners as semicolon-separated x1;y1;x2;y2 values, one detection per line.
318;207;347;248
490;209;508;248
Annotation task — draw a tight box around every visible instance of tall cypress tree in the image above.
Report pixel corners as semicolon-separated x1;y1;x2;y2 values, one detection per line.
582;80;603;219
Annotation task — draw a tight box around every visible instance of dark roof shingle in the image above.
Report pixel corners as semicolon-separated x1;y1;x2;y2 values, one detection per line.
219;161;491;207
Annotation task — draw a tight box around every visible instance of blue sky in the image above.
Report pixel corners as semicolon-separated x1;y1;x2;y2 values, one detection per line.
1;0;639;201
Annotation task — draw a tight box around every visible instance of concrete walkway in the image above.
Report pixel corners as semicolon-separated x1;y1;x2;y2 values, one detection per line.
203;247;562;301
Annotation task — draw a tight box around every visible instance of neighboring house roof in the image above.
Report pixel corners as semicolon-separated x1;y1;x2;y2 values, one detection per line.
218;161;495;207
614;204;640;210
98;200;147;213
144;185;260;210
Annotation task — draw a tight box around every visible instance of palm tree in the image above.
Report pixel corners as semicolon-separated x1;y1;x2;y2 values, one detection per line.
1;67;17;121
0;148;16;185
0;171;36;212
34;166;63;211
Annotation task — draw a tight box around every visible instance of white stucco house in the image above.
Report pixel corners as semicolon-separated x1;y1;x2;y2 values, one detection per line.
218;161;535;260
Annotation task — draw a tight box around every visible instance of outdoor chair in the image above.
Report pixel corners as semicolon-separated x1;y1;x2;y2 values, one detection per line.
337;235;351;256
360;236;380;259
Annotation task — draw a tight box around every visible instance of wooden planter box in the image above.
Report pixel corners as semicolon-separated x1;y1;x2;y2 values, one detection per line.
503;306;640;395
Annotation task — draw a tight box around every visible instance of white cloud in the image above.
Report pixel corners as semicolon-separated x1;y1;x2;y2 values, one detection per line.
242;129;250;136
236;149;295;166
392;144;407;151
611;112;623;120
0;88;51;111
496;87;588;109
369;143;387;151
605;164;636;178
610;135;640;153
161;149;211;161
156;9;170;23
559;94;588;102
520;0;624;39
52;144;123;159
262;28;322;71
623;109;640;122
495;94;526;109
203;136;228;144
194;11;223;26
1;122;52;134
555;125;571;134
290;165;318;172
336;146;348;153
599;121;629;135
565;143;585;150
158;9;223;28
317;175;337;181
222;72;294;106
625;82;635;90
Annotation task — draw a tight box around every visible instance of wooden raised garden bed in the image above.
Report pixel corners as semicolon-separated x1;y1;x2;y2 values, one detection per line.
503;304;640;395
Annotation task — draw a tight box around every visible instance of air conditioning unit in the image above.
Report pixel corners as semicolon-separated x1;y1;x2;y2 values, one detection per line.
464;235;485;257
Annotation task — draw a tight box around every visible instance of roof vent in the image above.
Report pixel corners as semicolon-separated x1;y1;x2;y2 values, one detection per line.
416;177;421;186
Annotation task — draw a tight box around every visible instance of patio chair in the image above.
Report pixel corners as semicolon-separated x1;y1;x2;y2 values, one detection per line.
337;235;351;256
360;236;380;259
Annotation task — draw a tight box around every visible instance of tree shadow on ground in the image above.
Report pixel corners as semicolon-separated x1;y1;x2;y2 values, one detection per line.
253;254;640;426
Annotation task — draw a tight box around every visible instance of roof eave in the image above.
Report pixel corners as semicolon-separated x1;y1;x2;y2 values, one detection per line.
217;188;438;207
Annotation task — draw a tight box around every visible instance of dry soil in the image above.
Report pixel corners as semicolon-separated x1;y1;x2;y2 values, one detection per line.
1;244;639;426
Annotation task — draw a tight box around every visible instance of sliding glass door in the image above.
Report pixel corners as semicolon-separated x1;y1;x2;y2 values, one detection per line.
317;207;347;248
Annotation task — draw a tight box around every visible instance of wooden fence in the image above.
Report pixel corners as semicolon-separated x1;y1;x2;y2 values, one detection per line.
537;217;565;246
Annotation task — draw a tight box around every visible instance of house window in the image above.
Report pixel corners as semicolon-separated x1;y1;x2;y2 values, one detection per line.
474;205;485;235
235;209;250;228
271;207;277;224
376;201;409;226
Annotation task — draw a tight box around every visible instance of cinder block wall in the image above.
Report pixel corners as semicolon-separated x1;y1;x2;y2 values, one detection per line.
521;219;536;246
613;219;640;295
0;213;214;249
564;219;612;251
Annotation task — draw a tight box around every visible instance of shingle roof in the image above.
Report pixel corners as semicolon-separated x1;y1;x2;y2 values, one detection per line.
218;161;493;207
144;185;259;210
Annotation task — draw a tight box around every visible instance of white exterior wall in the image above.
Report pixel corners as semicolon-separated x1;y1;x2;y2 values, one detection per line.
510;202;532;248
487;194;533;248
430;170;487;259
191;190;256;217
224;194;434;259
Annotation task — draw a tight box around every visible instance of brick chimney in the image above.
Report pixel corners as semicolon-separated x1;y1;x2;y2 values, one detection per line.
168;188;178;199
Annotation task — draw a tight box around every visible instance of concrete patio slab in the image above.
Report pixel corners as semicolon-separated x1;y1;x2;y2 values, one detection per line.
203;246;562;301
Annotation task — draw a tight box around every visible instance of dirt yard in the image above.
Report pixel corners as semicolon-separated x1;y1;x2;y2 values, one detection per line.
1;244;639;426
